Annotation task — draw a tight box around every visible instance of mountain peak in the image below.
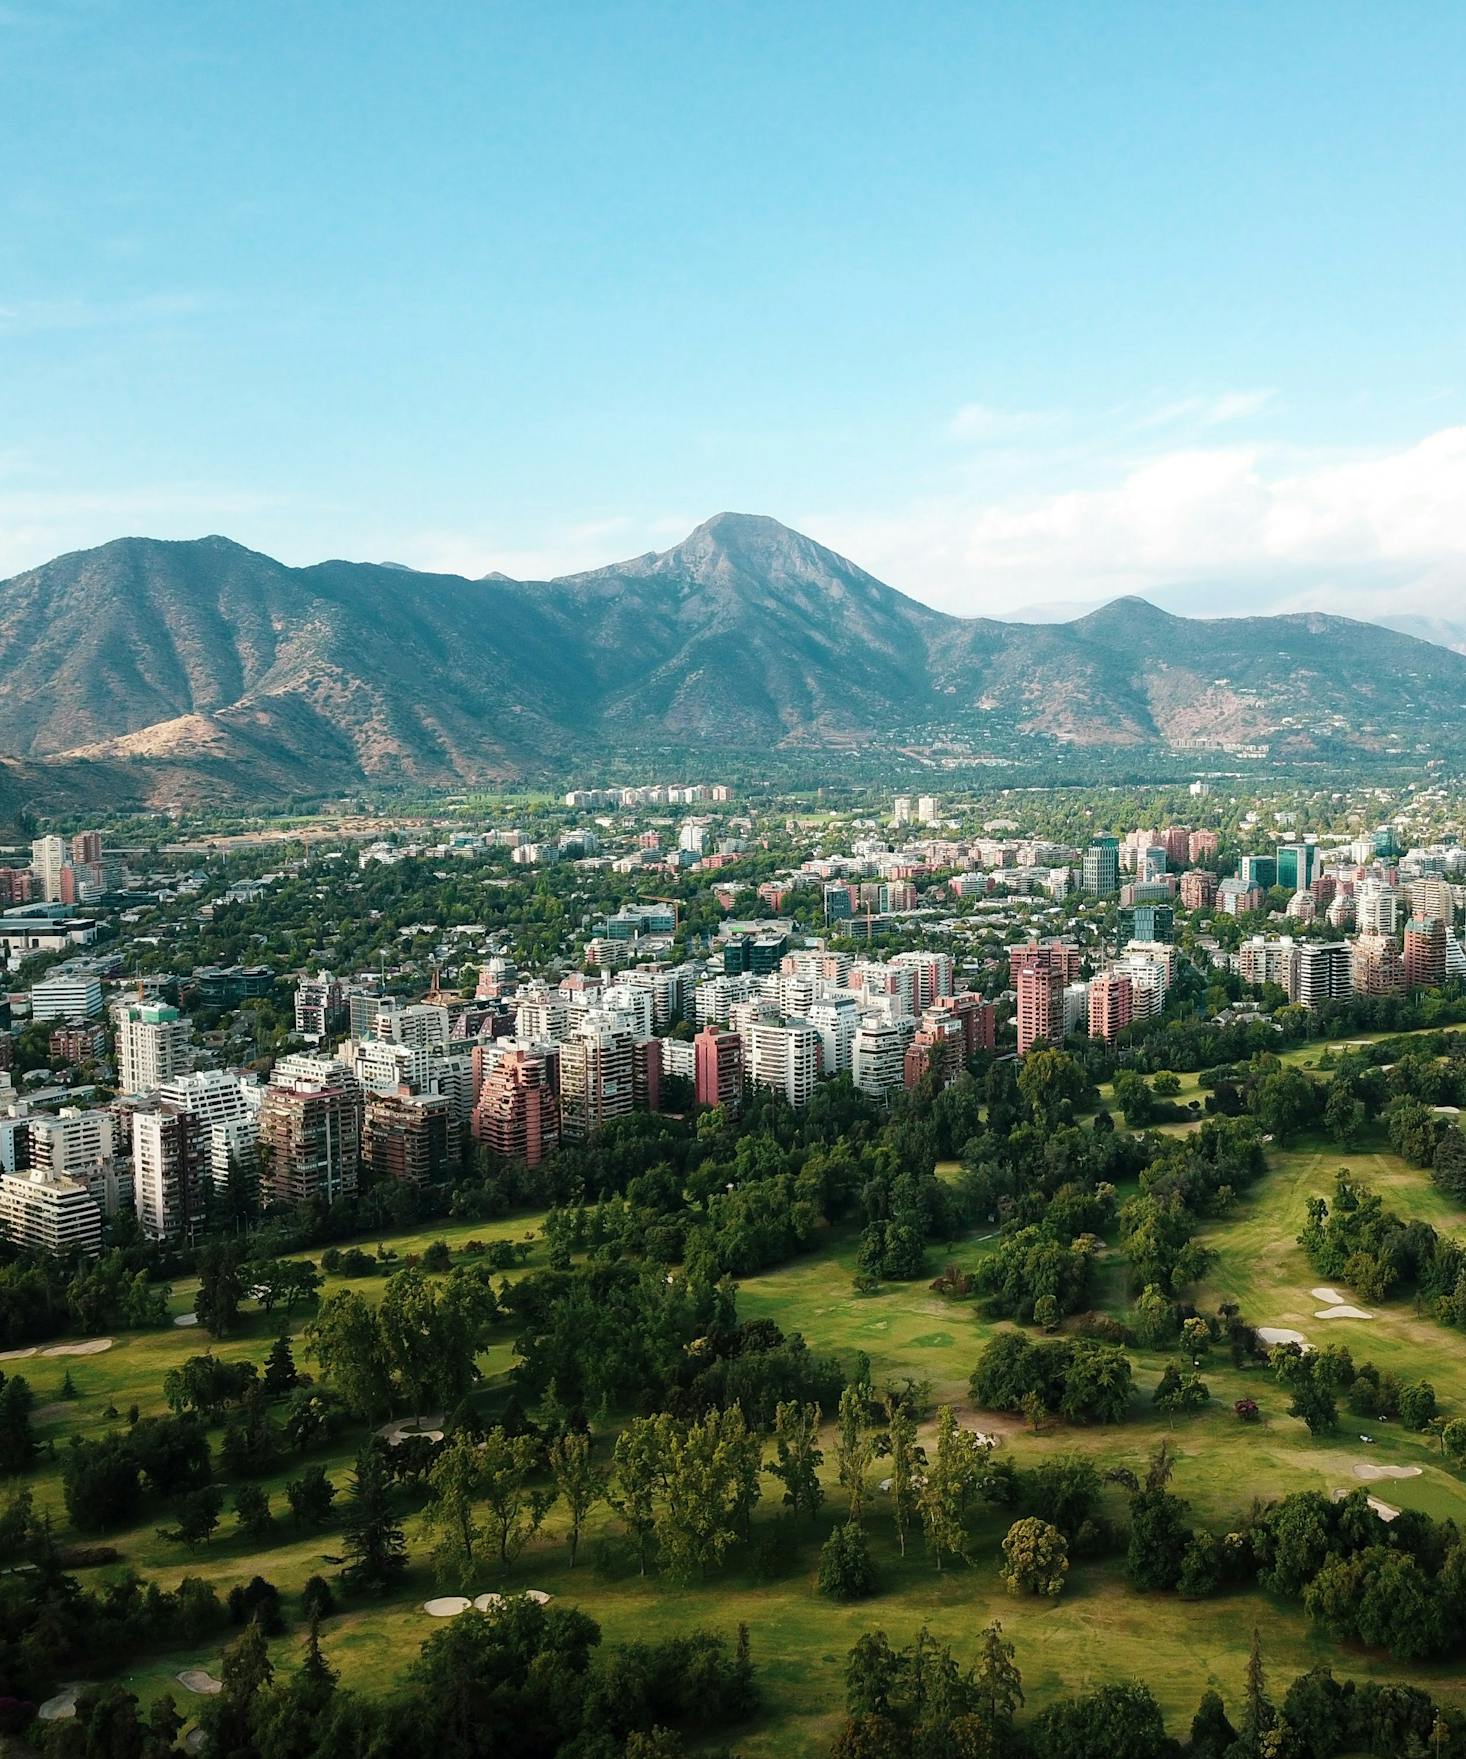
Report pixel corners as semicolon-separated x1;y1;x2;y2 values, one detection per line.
1072;595;1180;632
687;510;799;544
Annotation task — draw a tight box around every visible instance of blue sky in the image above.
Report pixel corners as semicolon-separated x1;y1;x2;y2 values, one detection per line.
3;0;1464;620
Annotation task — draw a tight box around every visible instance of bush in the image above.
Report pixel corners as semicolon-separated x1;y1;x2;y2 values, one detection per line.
817;1523;877;1601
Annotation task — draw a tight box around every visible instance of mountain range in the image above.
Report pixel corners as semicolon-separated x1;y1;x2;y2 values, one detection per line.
2;512;1464;809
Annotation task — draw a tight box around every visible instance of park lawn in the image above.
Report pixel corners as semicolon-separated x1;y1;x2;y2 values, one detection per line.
100;1448;1466;1759
14;1141;1466;1753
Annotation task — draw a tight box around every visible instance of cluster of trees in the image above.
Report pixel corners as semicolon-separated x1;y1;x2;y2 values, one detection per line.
306;1264;500;1421
971;1331;1134;1425
535;1083;969;1292
56;1337;347;1542
0;1239;171;1352
1269;1338;1441;1439
1300;1172;1466;1323
13;1566;756;1757
504;1261;841;1429
830;1619;1466;1758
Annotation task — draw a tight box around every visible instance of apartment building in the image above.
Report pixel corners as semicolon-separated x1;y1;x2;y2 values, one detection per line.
0;1170;102;1256
748;1020;821;1108
116;1001;194;1095
472;1047;560;1166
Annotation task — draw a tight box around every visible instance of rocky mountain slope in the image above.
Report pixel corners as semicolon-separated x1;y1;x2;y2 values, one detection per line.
1;513;1461;804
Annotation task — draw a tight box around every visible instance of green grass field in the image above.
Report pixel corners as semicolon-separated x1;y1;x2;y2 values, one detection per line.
11;1039;1466;1753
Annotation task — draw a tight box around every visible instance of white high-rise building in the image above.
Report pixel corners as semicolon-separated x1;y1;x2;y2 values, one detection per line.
375;1003;451;1051
132;1105;204;1241
30;970;104;1021
294;972;342;1043
748;1020;821;1109
694;972;756;1027
1295;942;1354;1009
916;795;939;825
28;1107;125;1215
890;951;954;1011
807;995;860;1077
352;1037;434;1096
115;1002;194;1096
852;1015;915;1098
599;983;655;1040
157;1070;262;1195
515;984;570;1043
0;1170;101;1256
1357;880;1402;938
29;836;67;902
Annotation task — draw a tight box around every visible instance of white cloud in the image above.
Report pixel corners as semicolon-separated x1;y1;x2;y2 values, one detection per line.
1130;388;1277;432
946;402;1059;443
805;425;1466;622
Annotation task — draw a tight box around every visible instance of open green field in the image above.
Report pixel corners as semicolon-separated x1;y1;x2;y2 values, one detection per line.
10;1092;1466;1753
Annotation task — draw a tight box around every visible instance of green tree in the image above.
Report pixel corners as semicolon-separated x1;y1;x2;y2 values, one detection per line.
263;1334;299;1397
610;1414;664;1575
919;1405;982;1570
0;1374;36;1474
836;1383;873;1525
203;1616;274;1757
285;1464;337;1528
1001;1517;1068;1597
1126;1485;1193;1591
340;1444;408;1591
768;1400;824;1523
1325;1083;1367;1147
974;1619;1024;1739
158;1484;224;1547
234;1483;273;1540
479;1425;556;1566
1018;1048;1088;1125
306;1291;394;1419
657;1406;754;1583
886;1401;920;1561
422;1430;486;1585
194;1246;247;1338
548;1429;607;1568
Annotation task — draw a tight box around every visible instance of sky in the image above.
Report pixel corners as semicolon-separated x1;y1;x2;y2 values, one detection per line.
3;0;1465;624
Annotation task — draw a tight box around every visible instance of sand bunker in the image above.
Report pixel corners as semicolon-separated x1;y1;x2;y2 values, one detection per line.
176;1670;222;1695
0;1346;38;1362
43;1338;113;1357
184;1729;207;1754
1353;1462;1423;1482
1367;1496;1401;1520
1311;1287;1346;1304
378;1415;445;1446
1315;1304;1373;1320
1257;1327;1309;1348
523;1589;552;1604
473;1593;504;1612
38;1684;88;1720
174;1313;200;1327
424;1596;470;1617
